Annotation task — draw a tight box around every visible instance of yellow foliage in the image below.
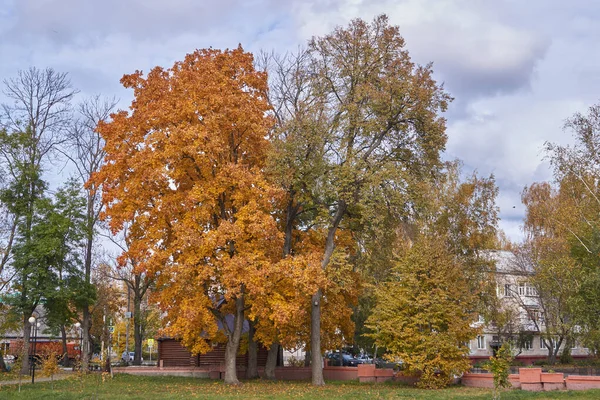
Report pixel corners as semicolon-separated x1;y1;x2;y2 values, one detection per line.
368;235;479;389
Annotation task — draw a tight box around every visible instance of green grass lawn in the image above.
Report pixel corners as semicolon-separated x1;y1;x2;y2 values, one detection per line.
1;374;600;399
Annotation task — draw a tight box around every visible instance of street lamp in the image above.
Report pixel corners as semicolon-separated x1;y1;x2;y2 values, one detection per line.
74;322;82;367
28;316;38;384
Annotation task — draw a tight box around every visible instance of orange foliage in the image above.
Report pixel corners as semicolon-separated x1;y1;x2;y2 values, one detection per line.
91;47;325;357
91;46;359;365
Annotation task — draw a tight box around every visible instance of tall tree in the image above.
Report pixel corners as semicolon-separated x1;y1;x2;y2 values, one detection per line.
517;181;584;363
259;48;333;378
3;178;86;373
0;67;76;374
545;103;600;353
92;47;281;384
40;179;88;366
61;95;117;371
303;15;450;385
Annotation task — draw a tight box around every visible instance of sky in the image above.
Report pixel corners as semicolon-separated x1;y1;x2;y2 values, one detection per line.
1;0;599;242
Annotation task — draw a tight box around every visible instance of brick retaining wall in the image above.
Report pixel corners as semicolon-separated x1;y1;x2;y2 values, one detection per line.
463;368;600;392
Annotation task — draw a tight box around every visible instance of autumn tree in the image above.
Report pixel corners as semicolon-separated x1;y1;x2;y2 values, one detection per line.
545;102;600;354
92;47;281;384
366;162;498;388
270;15;451;385
368;235;479;389
515;180;585;364
259;48;353;378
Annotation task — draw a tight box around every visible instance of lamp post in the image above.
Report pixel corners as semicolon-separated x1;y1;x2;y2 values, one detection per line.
74;322;82;368
28;316;38;384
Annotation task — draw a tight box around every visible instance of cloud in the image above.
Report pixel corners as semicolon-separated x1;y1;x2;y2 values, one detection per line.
3;0;284;42
283;0;550;102
1;0;550;104
1;0;599;244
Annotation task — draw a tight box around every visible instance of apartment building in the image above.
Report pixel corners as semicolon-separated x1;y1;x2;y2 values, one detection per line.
468;250;591;365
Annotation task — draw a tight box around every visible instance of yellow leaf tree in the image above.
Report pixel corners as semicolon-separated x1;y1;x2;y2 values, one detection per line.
304;15;451;385
92;47;281;384
368;235;479;389
367;163;498;389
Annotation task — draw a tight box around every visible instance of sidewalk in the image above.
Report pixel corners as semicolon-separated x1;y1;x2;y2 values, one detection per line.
0;373;73;386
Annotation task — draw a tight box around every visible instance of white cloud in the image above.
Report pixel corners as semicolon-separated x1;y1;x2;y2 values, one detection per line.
1;0;599;243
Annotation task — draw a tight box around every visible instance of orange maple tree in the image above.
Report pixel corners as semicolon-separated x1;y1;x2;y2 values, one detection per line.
91;46;283;384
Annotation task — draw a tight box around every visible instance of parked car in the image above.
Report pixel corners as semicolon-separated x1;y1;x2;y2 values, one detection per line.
374;357;402;370
326;352;363;367
357;354;373;363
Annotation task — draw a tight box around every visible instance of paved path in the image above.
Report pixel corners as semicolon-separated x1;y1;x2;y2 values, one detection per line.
0;373;73;386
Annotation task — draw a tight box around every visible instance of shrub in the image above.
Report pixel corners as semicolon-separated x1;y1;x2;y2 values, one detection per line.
286;356;305;367
39;350;63;389
484;343;513;400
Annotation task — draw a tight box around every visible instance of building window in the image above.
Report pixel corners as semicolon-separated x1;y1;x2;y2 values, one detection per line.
477;335;486;349
524;337;533;350
517;282;538;297
541;337;559;350
526;308;540;323
503;284;512;297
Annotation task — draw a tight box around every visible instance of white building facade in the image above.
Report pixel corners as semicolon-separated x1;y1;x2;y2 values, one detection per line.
468;251;592;365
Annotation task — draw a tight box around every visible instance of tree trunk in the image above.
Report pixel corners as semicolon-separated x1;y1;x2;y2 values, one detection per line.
81;207;94;372
0;349;7;372
560;338;573;364
20;316;31;375
265;343;279;379
311;289;324;385
60;325;69;367
133;293;143;366
246;321;258;379
545;339;557;365
311;201;346;386
223;295;245;385
548;349;556;365
81;308;91;371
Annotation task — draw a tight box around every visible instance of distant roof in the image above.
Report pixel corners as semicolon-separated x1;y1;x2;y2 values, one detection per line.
482;250;534;275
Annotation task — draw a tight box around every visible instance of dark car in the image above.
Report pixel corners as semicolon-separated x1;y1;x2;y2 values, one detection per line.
327;353;363;367
374;357;403;370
